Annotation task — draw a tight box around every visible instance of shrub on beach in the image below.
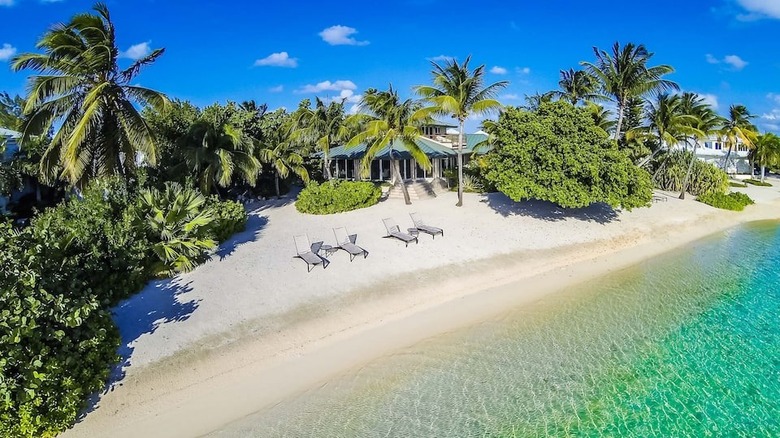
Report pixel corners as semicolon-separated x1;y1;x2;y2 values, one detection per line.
653;151;729;196
697;191;755;211
295;180;381;215
483;102;653;210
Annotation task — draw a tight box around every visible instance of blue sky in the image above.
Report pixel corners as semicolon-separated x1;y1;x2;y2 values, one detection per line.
1;0;779;132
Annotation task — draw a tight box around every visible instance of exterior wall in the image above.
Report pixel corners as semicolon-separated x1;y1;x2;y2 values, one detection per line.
671;137;752;175
331;158;450;182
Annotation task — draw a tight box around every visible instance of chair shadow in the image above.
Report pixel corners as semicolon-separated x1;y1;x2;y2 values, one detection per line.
77;278;200;420
481;192;619;224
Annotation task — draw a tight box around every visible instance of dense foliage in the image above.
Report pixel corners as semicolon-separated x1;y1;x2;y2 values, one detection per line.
295;181;381;215
484;102;653;210
0;178;245;437
653;151;729;196
697;191;755;211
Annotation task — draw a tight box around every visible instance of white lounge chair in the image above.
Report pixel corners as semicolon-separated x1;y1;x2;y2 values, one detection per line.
382;218;418;247
410;212;444;239
293;234;329;272
333;227;369;261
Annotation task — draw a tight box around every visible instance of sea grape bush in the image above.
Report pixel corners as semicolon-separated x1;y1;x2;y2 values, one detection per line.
697;191;755;211
484;102;653;210
296;180;381;214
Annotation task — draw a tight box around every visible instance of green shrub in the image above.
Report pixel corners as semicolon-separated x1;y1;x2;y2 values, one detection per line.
729;181;748;188
483;102;653;210
744;178;772;187
653;151;729;196
205;196;247;242
697;191;755;211
295;180;381;215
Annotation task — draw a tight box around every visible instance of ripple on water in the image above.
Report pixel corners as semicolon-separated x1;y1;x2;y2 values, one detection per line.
210;221;780;437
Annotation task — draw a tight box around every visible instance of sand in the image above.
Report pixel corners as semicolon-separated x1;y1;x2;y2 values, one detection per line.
61;180;780;437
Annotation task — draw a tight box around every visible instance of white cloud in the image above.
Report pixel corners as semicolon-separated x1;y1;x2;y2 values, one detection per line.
269;85;284;93
0;43;17;61
120;41;151;60
428;55;453;62
322;89;362;104
319;25;369;46
254;52;298;68
736;0;780;19
296;80;357;94
500;93;521;100
490;66;508;75
516;67;531;74
0;0;13;6
705;53;748;70
766;93;780;104
723;55;748;70
699;93;720;110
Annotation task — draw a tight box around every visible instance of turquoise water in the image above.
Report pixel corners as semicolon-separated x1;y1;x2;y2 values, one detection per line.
211;222;780;437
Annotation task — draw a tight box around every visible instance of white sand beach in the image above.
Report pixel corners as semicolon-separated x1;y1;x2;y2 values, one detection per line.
63;181;780;438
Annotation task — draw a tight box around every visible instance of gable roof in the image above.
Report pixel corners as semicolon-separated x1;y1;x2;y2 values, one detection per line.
328;137;456;160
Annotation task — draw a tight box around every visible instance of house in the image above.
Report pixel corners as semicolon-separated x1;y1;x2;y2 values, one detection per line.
1;128;22;213
326;128;489;183
671;136;752;175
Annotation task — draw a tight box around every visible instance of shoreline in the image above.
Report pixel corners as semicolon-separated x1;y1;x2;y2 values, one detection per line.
62;193;780;437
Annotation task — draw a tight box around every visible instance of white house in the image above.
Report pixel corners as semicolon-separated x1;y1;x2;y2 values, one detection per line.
672;136;751;175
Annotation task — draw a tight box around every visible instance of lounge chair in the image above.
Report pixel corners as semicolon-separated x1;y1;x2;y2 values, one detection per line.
382;218;418;247
293;234;329;272
409;212;444;239
333;227;369;261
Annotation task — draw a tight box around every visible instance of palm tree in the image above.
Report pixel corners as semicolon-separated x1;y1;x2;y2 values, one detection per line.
632;93;698;169
257;115;310;198
292;97;349;180
581;42;678;140
679;93;723;199
415;56;507;206
720;104;758;172
177;117;259;195
552;69;599;105
136;182;217;276
521;92;555;111
347;86;430;205
12;3;169;187
751;133;780;181
584;102;616;136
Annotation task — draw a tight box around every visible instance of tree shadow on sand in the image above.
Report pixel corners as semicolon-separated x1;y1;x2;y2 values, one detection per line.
77;278;200;420
215;212;269;260
481;192;619;224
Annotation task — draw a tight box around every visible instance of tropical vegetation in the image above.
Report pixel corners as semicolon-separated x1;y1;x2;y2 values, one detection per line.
697;191;754;211
295;180;381;215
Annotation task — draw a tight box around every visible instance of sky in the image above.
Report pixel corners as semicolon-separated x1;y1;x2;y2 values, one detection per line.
1;0;780;133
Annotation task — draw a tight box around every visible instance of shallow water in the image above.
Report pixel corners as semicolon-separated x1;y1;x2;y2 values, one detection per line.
210;222;780;437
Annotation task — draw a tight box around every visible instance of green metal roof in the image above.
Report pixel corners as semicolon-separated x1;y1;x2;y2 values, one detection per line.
328;137;457;160
463;132;491;153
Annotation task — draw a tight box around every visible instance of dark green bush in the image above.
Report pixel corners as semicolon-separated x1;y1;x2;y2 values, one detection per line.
744;178;772;187
697;191;755;211
295;180;381;215
653;151;729;196
205;196;248;242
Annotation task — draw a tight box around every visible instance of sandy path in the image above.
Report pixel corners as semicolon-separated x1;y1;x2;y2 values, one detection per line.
62;181;780;437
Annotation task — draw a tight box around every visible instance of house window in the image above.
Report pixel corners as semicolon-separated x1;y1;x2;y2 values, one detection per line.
715;143;722;150
704;142;712;149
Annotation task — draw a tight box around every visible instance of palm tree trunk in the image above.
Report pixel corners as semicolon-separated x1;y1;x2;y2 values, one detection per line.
722;145;733;172
324;154;332;180
613;101;625;141
456;119;465;207
761;165;766;182
274;172;281;199
680;140;699;200
392;158;411;205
